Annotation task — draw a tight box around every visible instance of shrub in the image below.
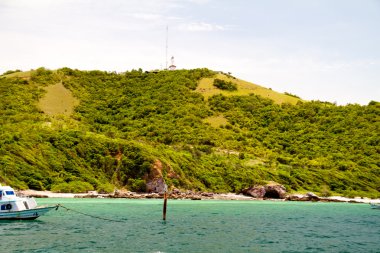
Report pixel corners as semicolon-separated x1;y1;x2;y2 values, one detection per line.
97;183;115;193
320;185;332;197
30;67;60;85
51;181;94;193
284;92;300;99
2;69;22;75
127;178;146;192
27;178;45;191
213;79;237;91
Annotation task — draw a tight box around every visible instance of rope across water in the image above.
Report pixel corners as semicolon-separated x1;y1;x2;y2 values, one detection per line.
57;204;126;223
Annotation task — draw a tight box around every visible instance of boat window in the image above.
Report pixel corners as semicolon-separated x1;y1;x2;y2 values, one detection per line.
1;204;12;210
5;191;15;195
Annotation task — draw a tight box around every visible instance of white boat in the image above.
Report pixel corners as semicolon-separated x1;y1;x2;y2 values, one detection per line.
370;203;380;209
0;184;58;220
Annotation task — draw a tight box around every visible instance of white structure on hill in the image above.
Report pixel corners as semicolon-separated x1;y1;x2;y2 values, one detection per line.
168;56;176;70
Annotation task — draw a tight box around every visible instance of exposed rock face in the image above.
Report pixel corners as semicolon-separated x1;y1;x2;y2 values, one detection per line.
242;183;287;199
242;186;266;198
146;159;177;193
146;177;166;193
265;184;287;199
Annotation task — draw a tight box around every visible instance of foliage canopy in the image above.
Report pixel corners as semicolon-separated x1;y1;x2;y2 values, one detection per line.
0;67;379;197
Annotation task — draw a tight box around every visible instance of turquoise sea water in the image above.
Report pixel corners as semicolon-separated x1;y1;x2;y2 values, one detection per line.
0;198;379;253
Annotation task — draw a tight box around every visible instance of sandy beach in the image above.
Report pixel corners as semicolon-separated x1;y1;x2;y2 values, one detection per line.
17;190;89;198
16;189;380;203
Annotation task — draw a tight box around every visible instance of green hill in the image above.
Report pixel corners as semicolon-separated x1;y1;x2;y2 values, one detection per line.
0;67;379;197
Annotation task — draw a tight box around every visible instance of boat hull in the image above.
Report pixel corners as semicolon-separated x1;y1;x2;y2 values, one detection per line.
0;205;58;220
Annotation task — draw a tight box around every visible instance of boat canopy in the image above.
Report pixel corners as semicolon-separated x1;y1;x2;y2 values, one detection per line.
0;185;17;200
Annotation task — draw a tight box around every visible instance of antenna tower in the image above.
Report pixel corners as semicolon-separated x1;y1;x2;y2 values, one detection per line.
165;25;168;70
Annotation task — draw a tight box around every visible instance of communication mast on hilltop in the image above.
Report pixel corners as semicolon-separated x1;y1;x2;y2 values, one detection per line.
165;26;177;70
165;26;168;70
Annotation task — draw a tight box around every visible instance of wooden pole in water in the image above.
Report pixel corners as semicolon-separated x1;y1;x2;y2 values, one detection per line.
163;183;168;221
163;191;168;221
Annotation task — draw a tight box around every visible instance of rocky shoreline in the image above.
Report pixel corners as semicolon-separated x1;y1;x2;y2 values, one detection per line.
17;189;380;204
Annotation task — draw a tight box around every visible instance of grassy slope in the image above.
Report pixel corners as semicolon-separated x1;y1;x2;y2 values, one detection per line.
196;73;301;104
3;70;33;79
3;69;79;116
38;82;79;116
199;73;301;128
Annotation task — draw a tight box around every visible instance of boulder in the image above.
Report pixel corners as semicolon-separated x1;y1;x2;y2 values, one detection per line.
201;192;214;197
285;194;303;201
264;184;287;199
242;183;287;199
172;188;181;194
145;193;160;199
286;192;321;201
305;192;320;201
242;186;266;198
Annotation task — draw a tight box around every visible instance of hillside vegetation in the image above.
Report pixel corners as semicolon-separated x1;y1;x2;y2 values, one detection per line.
196;73;301;104
0;67;379;197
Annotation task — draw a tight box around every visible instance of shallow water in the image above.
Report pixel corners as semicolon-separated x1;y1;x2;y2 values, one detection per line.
0;199;379;252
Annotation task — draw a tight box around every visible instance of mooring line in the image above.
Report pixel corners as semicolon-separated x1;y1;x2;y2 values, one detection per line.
57;204;126;223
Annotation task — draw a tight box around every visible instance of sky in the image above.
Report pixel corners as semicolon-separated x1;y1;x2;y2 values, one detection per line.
0;0;379;105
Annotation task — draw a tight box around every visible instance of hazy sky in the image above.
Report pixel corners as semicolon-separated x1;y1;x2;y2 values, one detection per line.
1;0;379;105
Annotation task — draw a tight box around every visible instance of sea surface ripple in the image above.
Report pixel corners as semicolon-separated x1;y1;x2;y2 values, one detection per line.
0;199;379;252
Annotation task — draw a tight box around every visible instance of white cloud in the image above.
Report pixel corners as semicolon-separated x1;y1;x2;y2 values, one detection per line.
184;0;211;4
129;13;163;20
178;22;225;32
